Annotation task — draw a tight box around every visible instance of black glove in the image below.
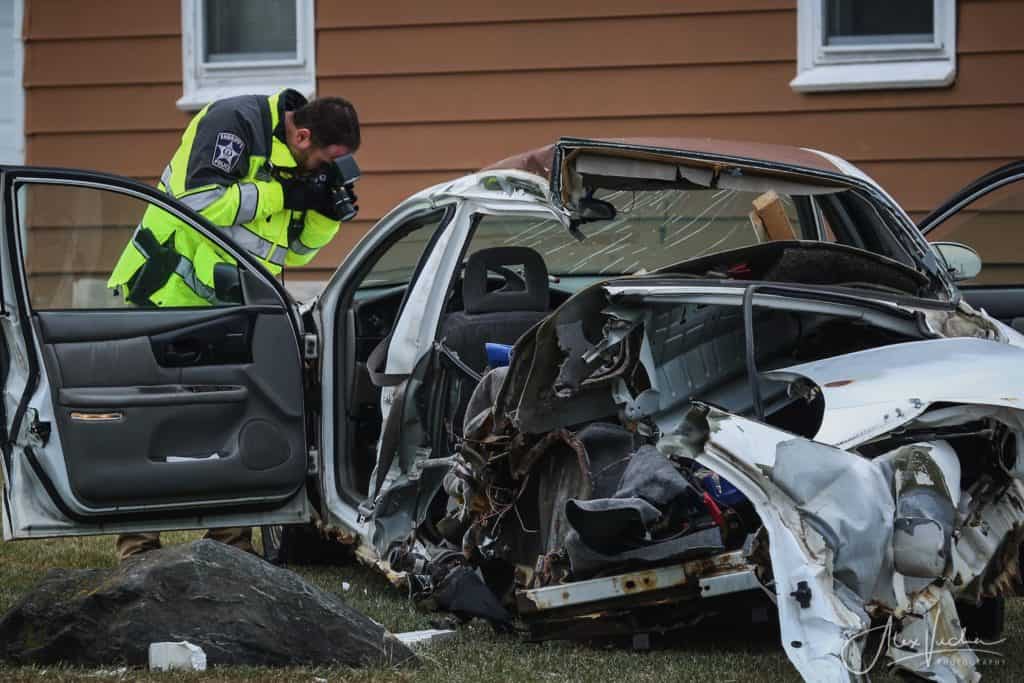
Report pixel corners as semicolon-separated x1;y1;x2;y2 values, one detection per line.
314;163;360;221
311;185;345;220
318;161;343;187
280;175;330;212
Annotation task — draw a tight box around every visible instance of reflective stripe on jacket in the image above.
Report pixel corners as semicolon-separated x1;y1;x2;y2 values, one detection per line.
107;89;341;306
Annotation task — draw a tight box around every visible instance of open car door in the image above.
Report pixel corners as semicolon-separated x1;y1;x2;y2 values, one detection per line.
1;167;311;539
921;160;1024;326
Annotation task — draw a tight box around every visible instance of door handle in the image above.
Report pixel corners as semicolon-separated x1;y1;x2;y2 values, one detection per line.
165;339;202;364
165;348;200;364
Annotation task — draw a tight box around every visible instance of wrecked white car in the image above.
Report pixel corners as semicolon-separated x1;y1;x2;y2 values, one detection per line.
2;139;1023;681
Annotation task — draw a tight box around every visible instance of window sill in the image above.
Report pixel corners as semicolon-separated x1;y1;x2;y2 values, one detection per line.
177;80;316;112
790;60;956;93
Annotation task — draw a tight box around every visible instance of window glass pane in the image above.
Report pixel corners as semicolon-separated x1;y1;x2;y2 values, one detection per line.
468;188;809;278
204;0;297;63
825;0;934;46
357;213;448;292
284;279;327;302
17;183;237;310
926;179;1024;286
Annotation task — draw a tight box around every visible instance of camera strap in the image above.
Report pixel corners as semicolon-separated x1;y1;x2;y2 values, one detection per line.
126;227;181;305
287;211;306;244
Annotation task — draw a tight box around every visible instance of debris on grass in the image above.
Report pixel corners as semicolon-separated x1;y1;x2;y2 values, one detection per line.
393;630;457;649
148;641;206;672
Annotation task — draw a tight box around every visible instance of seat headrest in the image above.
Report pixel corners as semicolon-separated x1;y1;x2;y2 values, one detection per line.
463;247;549;314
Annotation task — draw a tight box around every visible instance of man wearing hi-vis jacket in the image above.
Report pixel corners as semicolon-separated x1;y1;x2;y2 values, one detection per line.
107;88;360;559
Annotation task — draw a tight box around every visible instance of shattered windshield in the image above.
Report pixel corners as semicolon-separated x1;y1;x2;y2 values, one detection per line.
469;188;810;276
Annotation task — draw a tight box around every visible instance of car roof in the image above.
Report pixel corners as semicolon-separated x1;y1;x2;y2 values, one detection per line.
480;137;846;178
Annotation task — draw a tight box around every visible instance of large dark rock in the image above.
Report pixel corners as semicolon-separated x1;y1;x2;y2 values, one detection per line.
0;539;415;668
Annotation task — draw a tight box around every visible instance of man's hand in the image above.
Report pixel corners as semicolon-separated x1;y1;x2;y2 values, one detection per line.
317;163;359;221
280;175;329;212
281;172;358;221
318;161;344;188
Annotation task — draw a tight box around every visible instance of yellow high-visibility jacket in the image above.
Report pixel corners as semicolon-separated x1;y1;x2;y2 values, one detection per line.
108;89;340;306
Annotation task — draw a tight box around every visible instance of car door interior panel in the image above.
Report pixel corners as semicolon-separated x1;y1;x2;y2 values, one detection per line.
36;308;263;343
57;385;249;407
35;307;306;512
150;312;252;367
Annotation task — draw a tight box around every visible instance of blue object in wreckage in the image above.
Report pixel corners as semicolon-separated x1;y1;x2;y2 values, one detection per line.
485;343;513;368
697;469;747;507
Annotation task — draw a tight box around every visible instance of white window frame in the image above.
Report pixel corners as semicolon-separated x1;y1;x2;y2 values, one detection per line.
11;0;25;164
0;0;26;166
790;0;957;93
178;0;316;111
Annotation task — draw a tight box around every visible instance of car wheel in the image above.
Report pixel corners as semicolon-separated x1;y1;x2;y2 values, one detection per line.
956;596;1005;641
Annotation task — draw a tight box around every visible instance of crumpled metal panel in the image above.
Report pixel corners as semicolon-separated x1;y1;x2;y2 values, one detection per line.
684;409;868;681
769;438;897;607
882;588;980;682
480;137;846;177
767;337;1024;448
679;402;1024;683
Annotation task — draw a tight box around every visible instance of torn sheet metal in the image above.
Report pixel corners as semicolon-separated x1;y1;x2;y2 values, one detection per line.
689;410;870;682
767;337;1024;448
884;589;981;683
678;400;1024;682
922;298;1022;346
769;437;897;607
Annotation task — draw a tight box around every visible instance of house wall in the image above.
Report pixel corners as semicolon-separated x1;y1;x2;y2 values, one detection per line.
21;0;1024;287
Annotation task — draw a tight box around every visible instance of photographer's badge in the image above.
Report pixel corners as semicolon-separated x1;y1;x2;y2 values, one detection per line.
212;132;245;173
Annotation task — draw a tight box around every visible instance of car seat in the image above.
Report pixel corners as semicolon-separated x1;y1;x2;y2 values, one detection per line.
439;246;550;373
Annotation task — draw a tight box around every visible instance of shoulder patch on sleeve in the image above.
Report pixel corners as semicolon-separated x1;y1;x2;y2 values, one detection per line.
212;131;245;173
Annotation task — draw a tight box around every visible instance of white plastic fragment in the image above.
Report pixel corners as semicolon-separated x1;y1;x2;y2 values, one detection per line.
341;581;351;591
393;629;456;648
148;641;207;671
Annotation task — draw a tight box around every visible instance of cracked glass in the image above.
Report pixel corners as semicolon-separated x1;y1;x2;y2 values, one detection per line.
469;188;805;277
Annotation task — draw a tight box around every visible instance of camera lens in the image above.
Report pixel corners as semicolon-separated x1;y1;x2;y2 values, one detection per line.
332;187;358;222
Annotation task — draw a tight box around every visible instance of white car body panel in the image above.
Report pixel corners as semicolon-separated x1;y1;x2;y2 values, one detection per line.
691;396;1023;682
769;336;1024;448
369;182;566;507
316;170;564;544
688;411;870;681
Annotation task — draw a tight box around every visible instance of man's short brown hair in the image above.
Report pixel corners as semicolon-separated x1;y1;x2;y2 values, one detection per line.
293;96;361;151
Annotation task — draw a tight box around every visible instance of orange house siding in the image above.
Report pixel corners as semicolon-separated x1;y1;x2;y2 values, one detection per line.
22;0;1024;284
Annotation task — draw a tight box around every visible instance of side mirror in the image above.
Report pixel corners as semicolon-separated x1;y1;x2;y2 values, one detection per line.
577;196;617;223
568;196;617;241
930;242;982;282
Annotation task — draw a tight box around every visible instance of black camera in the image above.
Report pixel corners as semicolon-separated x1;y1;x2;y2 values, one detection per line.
316;154;360;222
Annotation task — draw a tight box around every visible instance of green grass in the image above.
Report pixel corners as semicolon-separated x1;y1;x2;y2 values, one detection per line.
0;530;1020;682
